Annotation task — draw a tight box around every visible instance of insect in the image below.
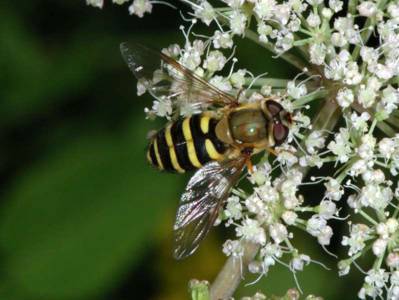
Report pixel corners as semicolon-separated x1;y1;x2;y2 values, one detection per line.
120;43;292;259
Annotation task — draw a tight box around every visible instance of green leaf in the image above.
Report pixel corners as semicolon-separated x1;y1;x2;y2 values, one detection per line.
0;118;182;299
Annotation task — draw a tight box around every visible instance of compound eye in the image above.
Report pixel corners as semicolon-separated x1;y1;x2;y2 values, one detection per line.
266;100;283;116
273;123;289;145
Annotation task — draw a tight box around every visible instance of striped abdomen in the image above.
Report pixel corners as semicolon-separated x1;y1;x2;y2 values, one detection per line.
147;114;226;173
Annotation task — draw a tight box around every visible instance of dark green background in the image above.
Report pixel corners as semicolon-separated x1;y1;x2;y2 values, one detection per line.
0;1;362;299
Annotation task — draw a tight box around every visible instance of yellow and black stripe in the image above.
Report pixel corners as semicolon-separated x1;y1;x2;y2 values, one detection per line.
147;113;226;172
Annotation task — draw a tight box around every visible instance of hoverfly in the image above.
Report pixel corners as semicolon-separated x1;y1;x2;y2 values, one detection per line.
120;43;292;259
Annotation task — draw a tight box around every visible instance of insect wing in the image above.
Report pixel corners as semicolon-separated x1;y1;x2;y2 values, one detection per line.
173;158;246;259
120;42;236;110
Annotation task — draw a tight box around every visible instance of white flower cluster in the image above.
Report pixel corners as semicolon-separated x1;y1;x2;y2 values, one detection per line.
222;163;336;281
87;0;399;298
86;0;154;18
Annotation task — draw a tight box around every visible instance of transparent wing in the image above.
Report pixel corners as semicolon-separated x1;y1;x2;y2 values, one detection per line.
120;42;236;110
173;157;246;259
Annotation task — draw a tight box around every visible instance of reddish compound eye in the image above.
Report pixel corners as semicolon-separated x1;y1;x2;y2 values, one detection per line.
266;100;283;116
273;123;289;145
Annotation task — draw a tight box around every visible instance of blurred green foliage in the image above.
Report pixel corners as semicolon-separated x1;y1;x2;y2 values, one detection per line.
0;1;363;300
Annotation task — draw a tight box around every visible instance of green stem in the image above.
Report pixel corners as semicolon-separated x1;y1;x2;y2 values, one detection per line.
293;89;328;108
245;29;309;73
244;77;290;88
359;210;379;226
377;121;396;137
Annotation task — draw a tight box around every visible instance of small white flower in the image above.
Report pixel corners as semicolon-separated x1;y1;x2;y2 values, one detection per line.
236;218;267;245
245;193;266;214
257;22;273;43
248;163;271;186
331;32;347;47
86;0;103;8
305;130;325;154
230;69;247;89
386;218;399;234
145;97;172;118
318;225;333;245
321;7;333;19
350;112;370;132
376;222;389;239
223;239;244;257
334;16;354;33
306;12;321;27
338;259;351;276
309;43;327;65
357;80;380;108
180;48;202;71
360;46;379;67
273;3;291;25
324;178;344;201
195;1;215;25
342;224;371;256
336;87;354;108
357;1;378;17
287;80;307;99
388;3;399;20
378;138;396;158
378;85;399;116
359;183;393;210
282;211;297;225
248;260;264;274
253;0;276;19
372;238;387;257
375;63;394;80
391;270;399;286
306;215;327;236
357;135;376;161
269;223;288;244
349;159;369;177
209;76;232;92
328;128;352;163
291;254;310;271
362;169;385;185
318;200;337;219
257;182;280;203
203;51;227;73
275;146;298;167
347;194;361;211
225;196;243;221
137;80;147;96
364;268;389;294
329;0;343;12
128;0;152;17
344;62;362;85
386;253;399;268
275;31;294;53
212;31;234;49
230;11;247;35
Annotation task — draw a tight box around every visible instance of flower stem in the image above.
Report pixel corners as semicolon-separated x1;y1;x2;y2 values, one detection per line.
245;77;290;88
209;242;259;300
244;29;309;73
